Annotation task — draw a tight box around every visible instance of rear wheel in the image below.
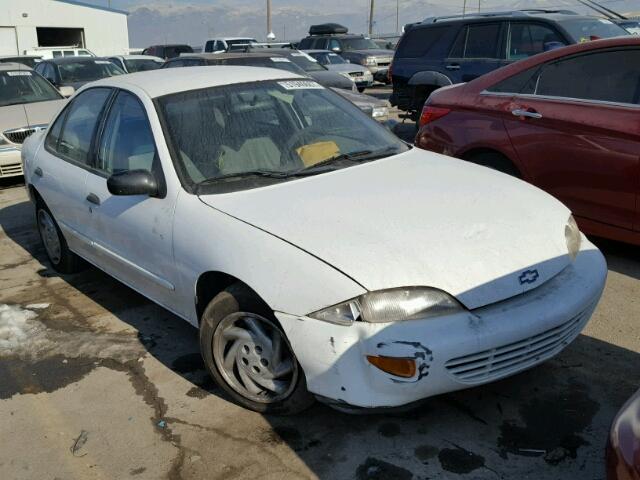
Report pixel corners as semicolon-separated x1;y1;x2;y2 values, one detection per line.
199;283;314;414
465;152;521;178
36;202;83;274
357;87;365;93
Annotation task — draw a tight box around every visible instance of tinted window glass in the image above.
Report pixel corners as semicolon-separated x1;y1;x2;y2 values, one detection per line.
45;108;67;152
340;37;379;50
124;59;163;72
464;23;501;58
298;38;314;49
487;66;541;94
205;40;214;53
98;92;156;174
58;60;123;83
508;23;567;60
536;49;640;104
55;88;111;164
396;26;447;58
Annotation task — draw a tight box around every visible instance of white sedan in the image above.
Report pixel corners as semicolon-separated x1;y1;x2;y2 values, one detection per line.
22;67;607;414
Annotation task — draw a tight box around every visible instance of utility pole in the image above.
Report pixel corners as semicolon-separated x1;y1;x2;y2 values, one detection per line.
267;0;275;42
368;0;375;36
396;0;399;33
462;0;467;17
478;0;481;12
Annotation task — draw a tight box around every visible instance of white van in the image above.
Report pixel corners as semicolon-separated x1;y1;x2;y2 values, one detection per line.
24;47;95;60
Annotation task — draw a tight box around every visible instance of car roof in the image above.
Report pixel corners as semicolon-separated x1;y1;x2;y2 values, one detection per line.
416;11;611;27
44;57;111;64
303;50;336;54
0;63;33;71
470;36;640;91
307;33;365;39
179;52;283;60
88;65;303;98
0;55;41;59
112;55;164;61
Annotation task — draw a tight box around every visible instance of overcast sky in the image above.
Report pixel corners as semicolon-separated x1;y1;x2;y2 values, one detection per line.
78;0;639;46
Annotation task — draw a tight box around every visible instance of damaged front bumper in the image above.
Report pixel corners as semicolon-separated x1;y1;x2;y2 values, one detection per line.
276;240;607;409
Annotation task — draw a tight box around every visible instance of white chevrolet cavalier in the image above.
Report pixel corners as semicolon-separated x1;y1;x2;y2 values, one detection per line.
22;67;607;414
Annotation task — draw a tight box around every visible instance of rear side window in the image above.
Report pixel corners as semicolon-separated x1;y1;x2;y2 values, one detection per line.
536;49;640;105
450;23;502;59
486;65;541;94
396;26;447;58
204;40;214;53
47;88;112;165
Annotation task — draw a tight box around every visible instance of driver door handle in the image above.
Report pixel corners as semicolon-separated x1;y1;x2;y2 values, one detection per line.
512;108;543;119
86;193;101;205
445;63;460;71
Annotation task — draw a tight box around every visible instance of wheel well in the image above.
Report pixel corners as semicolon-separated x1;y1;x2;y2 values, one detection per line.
195;272;268;324
461;148;521;178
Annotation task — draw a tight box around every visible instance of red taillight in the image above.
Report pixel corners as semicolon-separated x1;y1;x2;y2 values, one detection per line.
419;106;451;128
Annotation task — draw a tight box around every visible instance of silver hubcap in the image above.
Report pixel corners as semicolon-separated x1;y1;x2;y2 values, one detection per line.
213;312;298;403
38;209;62;265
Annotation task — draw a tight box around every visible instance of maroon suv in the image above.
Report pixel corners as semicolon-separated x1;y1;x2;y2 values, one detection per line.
415;37;640;246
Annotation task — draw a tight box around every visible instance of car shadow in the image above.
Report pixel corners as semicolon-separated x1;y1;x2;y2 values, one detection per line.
1;198;639;479
590;236;640;281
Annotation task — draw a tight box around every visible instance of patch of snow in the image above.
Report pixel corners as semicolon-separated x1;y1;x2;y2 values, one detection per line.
0;304;40;353
26;303;50;310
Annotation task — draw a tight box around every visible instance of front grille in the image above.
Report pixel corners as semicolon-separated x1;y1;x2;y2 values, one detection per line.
377;62;391;67
0;162;23;177
349;71;365;77
445;307;591;384
4;128;36;144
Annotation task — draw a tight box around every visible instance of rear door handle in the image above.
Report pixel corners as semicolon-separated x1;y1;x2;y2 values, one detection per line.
86;193;101;205
512;108;543;119
34;167;43;177
445;64;460;71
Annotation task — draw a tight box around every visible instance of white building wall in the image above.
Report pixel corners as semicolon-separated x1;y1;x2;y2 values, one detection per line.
0;0;129;56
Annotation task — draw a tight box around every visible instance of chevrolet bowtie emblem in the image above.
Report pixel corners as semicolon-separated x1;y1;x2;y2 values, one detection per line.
518;269;539;285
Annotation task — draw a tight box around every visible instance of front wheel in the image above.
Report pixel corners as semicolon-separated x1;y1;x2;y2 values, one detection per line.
199;283;314;414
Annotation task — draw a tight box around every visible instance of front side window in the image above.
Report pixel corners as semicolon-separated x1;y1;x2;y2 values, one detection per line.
97;91;157;174
535;48;640;105
0;70;62;107
559;18;628;42
157;80;407;193
49;88;112;165
508;23;567;60
58;60;124;83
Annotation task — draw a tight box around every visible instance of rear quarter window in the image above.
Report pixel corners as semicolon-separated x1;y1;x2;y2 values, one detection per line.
396;26;448;58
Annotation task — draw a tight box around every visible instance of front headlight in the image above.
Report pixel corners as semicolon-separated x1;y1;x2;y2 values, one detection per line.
372;106;389;119
309;287;464;325
339;71;353;80
361;57;376;66
565;215;581;261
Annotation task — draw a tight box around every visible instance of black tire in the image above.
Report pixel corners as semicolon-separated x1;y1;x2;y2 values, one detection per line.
35;200;83;274
357;86;365;93
199;283;315;414
466;152;521;178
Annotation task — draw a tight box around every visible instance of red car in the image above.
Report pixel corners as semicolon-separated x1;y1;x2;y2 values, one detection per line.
607;389;640;480
415;37;640;245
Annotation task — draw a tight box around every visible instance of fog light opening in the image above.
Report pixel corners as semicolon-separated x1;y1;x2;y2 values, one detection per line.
366;355;416;378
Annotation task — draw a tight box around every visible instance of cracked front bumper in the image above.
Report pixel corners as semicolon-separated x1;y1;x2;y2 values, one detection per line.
276;239;606;409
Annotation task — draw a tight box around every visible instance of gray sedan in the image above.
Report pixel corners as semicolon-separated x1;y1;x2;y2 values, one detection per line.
304;50;373;92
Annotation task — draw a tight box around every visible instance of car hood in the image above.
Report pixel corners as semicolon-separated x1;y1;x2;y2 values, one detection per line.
0;99;65;133
199;149;574;310
308;70;353;90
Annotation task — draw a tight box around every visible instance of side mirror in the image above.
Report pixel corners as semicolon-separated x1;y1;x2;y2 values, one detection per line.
107;169;158;197
58;86;75;97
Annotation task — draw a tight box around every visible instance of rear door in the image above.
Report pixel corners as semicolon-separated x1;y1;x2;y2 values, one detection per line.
31;87;113;259
445;22;506;83
501;47;640;231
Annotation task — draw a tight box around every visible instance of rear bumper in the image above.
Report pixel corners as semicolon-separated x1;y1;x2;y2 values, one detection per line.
277;239;606;409
0;146;23;177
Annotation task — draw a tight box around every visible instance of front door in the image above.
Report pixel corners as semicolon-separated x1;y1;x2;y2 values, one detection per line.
503;47;640;231
83;90;179;311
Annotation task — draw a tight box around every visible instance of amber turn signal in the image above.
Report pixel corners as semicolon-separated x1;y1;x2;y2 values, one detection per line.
366;355;416;378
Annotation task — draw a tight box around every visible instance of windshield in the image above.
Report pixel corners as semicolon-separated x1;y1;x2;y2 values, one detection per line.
124;59;163;73
287;52;326;72
0;70;61;107
58;60;124;83
326;53;347;64
618;20;640;35
227;39;258;51
341;37;380;51
560;18;629;41
210;57;307;75
157;80;406;193
0;57;40;69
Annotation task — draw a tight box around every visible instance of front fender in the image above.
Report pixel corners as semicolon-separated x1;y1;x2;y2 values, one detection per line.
173;193;367;325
